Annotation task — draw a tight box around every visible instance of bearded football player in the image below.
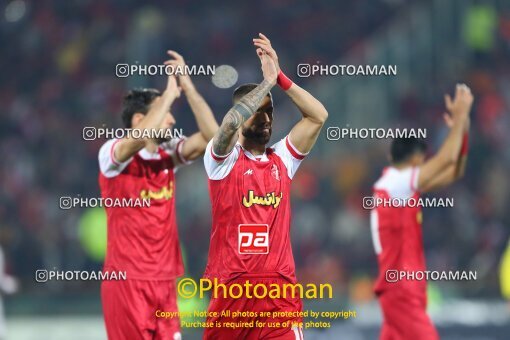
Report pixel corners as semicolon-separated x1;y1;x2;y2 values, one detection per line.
202;33;328;340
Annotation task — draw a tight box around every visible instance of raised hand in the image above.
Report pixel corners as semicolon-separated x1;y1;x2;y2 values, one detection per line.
443;112;454;129
164;50;194;92
164;74;181;100
253;33;280;73
257;48;277;85
444;84;473;120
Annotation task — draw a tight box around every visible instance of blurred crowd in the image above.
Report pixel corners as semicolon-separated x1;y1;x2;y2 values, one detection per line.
0;0;509;309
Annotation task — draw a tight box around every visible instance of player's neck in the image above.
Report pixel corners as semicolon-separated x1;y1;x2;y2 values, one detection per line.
239;137;266;156
145;141;159;153
392;162;413;170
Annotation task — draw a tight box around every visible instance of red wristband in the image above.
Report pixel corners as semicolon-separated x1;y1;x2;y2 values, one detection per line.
460;133;469;156
277;70;293;91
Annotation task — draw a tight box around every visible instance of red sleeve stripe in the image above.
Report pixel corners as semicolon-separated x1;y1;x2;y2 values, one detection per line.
285;136;306;160
460;132;469;156
175;139;187;164
210;145;233;162
110;139;122;166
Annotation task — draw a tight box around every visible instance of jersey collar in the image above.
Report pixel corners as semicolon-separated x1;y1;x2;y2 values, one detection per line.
237;142;269;162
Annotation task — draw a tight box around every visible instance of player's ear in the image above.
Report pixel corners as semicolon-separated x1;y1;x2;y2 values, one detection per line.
387;153;393;164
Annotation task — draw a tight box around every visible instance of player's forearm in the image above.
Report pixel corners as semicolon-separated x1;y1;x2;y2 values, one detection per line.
441;152;467;186
454;118;469;179
435;116;466;168
115;92;177;162
183;87;219;141
422;149;467;192
137;92;176;134
285;84;328;125
212;79;273;155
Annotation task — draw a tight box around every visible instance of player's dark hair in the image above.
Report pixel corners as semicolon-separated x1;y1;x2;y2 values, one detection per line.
121;88;162;128
390;137;427;164
232;83;272;104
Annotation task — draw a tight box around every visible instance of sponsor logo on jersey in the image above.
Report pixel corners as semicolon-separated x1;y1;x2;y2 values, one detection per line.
140;180;174;200
244;169;254;175
242;190;283;209
238;224;269;254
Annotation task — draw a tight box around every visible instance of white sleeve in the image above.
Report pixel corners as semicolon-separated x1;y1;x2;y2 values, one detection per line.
388;167;420;198
410;167;420;193
204;139;240;180
0;247;17;294
160;137;193;172
271;135;308;179
98;139;132;178
0;248;4;287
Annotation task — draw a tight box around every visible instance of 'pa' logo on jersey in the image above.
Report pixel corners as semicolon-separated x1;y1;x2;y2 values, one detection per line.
271;164;280;181
238;224;269;254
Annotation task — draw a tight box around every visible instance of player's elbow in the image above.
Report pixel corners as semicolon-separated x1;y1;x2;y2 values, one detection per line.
439;146;459;166
440;153;457;169
313;105;328;125
447;151;459;166
319;108;328;124
456;168;466;180
204;123;220;142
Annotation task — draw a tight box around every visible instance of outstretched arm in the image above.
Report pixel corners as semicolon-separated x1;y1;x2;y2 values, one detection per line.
253;33;328;154
114;74;181;163
212;50;278;156
418;84;473;192
164;51;219;161
284;83;329;153
420;116;470;192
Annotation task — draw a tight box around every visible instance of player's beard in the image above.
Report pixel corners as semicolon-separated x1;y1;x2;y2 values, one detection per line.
155;127;173;145
242;124;272;145
155;136;171;144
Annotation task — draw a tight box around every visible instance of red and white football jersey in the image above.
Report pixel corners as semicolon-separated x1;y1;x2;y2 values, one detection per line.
371;166;427;294
98;138;191;280
203;135;307;283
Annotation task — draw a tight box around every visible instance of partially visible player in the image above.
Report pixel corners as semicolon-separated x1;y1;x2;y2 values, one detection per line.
202;33;328;340
0;245;17;340
370;84;473;339
99;51;218;340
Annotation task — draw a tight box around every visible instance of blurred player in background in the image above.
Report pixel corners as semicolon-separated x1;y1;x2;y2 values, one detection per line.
370;84;473;339
98;51;218;340
0;245;17;340
202;33;328;340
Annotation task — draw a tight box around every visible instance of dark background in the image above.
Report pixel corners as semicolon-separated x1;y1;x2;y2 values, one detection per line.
1;0;509;338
